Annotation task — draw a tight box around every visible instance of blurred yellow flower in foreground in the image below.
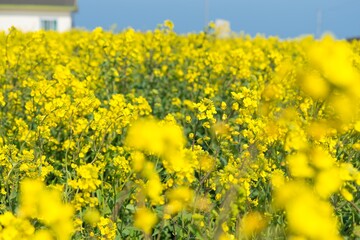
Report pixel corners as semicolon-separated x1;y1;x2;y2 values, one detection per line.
274;181;341;240
83;208;101;227
125;118;185;156
10;179;74;240
134;207;158;235
240;211;267;237
164;187;194;215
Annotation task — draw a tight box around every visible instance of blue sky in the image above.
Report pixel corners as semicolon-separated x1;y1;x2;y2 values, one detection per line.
74;0;360;39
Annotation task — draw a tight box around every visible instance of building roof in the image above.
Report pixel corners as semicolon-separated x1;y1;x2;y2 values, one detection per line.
0;0;77;11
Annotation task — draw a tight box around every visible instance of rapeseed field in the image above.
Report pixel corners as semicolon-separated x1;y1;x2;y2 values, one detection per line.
0;22;360;239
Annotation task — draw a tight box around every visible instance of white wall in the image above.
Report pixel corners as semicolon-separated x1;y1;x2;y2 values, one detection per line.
0;10;72;32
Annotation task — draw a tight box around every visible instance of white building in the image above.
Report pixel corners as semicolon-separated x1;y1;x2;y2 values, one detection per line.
0;0;77;32
215;19;231;38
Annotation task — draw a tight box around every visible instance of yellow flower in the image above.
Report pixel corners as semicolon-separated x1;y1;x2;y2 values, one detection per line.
287;152;314;178
83;208;101;226
240;211;267;237
97;217;117;239
125;118;185;156
274;181;341;239
18;179;74;240
134;208;158;235
307;34;360;91
33;230;53;240
315;167;342;198
164;187;194;215
231;92;244;101
299;70;330;99
145;175;164;205
340;188;353;201
309;147;335;170
130;151;146;172
164;20;174;30
0;212;35;239
271;170;285;188
0;92;5;106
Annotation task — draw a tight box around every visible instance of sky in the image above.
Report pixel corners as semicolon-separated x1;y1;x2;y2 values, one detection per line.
74;0;360;39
